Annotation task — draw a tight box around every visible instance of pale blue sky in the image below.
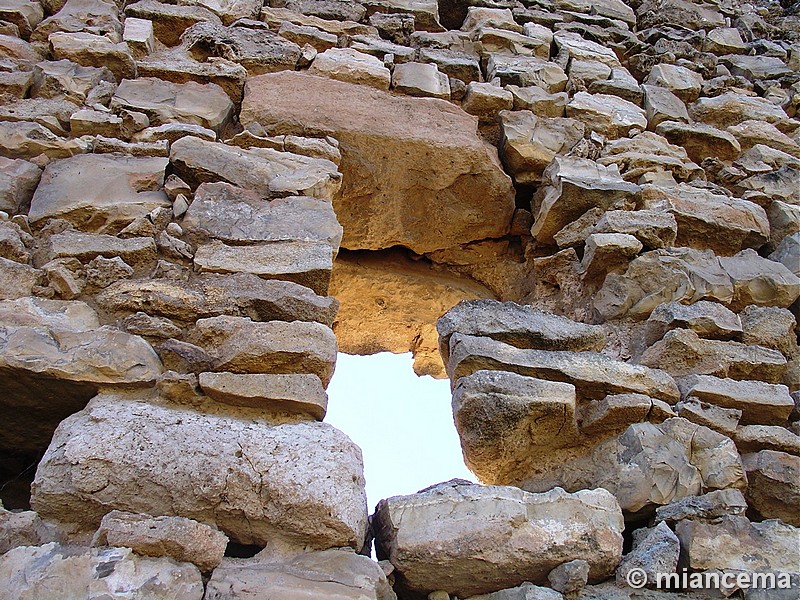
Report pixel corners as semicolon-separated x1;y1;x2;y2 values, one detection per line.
325;352;476;512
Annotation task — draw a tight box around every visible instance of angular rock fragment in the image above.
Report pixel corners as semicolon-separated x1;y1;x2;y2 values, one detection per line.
654;489;748;523
578;393;658;436
0;543;204;599
48;230;156;267
437;299;606;364
391;61;449;99
645;63;702;103
0;156;40;214
677;374;794;424
31;394;368;548
591;210;677;250
309;47;391;89
655;120;742;164
674;398;741;436
719;249;800;311
48;31;135;80
447;333;679;403
642;85;689;129
0;120;90;159
742;450;800;526
240;71;515;253
374;481;623;597
642;301;742;347
566;92;647;138
486;54;567;92
615;522;679;589
187;315;337;385
580;233;642;280
93;510;228;572
29;154;169;233
735;425;800;455
690;92;792;132
124;0;222;46
531;156;640;245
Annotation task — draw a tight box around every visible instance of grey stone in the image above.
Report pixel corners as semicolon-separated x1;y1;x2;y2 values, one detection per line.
643;300;743;347
615;522;679;589
548;559;589;595
655;488;748;523
742;450;800;527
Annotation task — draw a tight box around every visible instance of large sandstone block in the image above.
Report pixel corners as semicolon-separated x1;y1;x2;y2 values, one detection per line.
31;394;368;549
447;333;680;403
373;481;623;597
0;543;204;600
239;71;515;253
206;549;397;600
742;450;800;526
28;153;169;234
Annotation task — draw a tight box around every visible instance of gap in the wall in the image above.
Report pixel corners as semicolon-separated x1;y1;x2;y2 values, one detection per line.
325;352;475;515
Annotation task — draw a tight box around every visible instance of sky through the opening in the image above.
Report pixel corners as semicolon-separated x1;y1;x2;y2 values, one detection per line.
325;352;476;513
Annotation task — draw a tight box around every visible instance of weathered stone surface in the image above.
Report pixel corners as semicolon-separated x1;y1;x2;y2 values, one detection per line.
194;240;333;295
467;583;563;600
182;181;342;249
615;522;679;588
642;301;742;347
770;232;800;278
690;92;792;132
742;450;800;526
641;329;787;383
521;418;746;514
674;398;741;437
183;21;301;75
29;154;169;233
33;0;119;42
548;559;589;596
31;394;368;548
507;85;568;117
719;249;800;311
392;61;449;99
124;0;222;46
675;516;800;573
240;71;515;253
206;549;397;600
462;82;514;119
111;77;233;135
645;63;702;103
198;372;327;419
642;85;689;130
499;111;584;184
452;370;578;482
93;510;228;572
580;233;642;280
728;120;800;158
591;210;677;250
721;54;791;81
309;47;391;89
438;299;605;364
0;156;40;214
0;120;90;159
0;508;57;554
48;230;157;267
654;488;748;523
0;257;40;299
740;305;798;358
374;481;623;597
531;156;639;245
566;92;647;137
655;120;742;164
735;425;800;455
677;374;794;425
447;333;680;403
123;16;153;58
578;393;660;436
48;31;135;80
169;136;342;201
0;543;204;599
0;0;43;39
187;315;337;385
96;272;339;326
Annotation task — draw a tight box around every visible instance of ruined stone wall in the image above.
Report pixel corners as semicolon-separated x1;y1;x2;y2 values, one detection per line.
0;0;799;597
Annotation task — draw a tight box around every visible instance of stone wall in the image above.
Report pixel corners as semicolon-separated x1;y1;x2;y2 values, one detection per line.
0;0;799;597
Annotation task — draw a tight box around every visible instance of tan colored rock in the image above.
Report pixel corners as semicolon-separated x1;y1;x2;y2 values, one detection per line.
30;58;112;103
452;370;579;483
566;92;647;138
642;85;689;130
675;516;800;573
96;272;339;326
124;0;222;46
674;398;741;437
206;549;397;600
240;71;515;253
645;63;702;103
48;31;135;80
308;47;390;89
461;81;513;119
0;0;43;39
169;136;342;201
727;120;800;158
0;156;39;215
654;488;748;524
29;154;169;233
690;92;792;132
742;450;800;526
31;393;368;549
719;249;800;311
194;240;333;295
0;257;40;299
198;372;327;419
0;120;90;160
111;77;233;135
447;333;679;403
591;210;677;250
499;111;584;184
123;16;153;58
655;120;742;163
703;27;746;54
531;156;640;245
735;425;800;455
580;233;642;280
553;31;620;67
32;0;120;42
677;374;794;424
507;85;568;117
374;481;623;598
48;230;156;267
93;510;228;572
640;184;769;256
187;315;337;385
578;393;659;435
437;299;606;364
740;305;798;358
0;543;204;600
0;509;58;554
486;54;567;92
392;61;450;99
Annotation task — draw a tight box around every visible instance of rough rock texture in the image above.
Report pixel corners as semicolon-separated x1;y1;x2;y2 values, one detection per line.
31;393;368;550
374;481;623;597
240;71;515;253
